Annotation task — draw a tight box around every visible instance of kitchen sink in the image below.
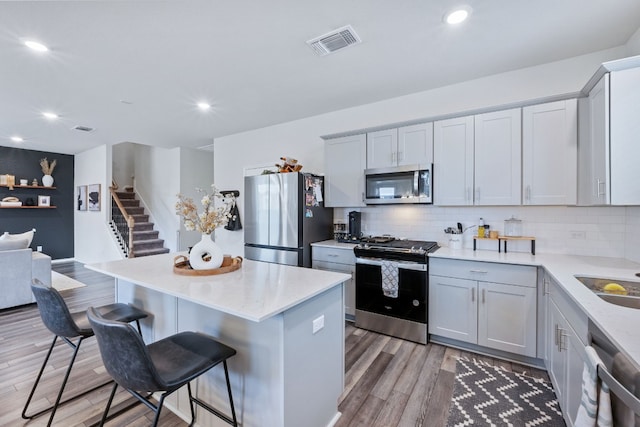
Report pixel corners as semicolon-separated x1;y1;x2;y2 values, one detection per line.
575;276;640;309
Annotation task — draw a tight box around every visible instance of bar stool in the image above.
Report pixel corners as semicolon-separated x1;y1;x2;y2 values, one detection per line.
87;306;238;427
22;279;148;427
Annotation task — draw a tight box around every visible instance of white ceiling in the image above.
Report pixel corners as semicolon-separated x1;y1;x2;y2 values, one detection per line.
1;1;639;155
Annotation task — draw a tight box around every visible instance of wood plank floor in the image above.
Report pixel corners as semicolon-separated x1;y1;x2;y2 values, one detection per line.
0;261;549;426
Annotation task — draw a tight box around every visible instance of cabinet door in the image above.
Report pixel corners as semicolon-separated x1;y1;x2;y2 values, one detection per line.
522;99;577;205
547;300;566;409
434;116;474;206
428;275;477;343
588;74;610;204
398;122;433;167
325;134;366;207
367;129;398;169
313;260;355;318
564;324;587;427
610;67;640;205
474;108;522;205
477;281;536;357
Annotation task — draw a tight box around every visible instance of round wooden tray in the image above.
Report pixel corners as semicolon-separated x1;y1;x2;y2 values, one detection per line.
173;254;243;276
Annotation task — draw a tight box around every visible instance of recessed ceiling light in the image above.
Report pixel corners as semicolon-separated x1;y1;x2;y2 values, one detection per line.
10;136;24;142
197;102;211;110
445;6;471;25
42;112;59;120
24;40;49;52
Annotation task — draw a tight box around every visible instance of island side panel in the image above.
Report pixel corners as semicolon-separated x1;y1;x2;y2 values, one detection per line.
283;284;344;427
176;298;286;427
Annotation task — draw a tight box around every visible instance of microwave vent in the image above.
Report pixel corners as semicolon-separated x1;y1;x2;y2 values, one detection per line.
307;25;361;56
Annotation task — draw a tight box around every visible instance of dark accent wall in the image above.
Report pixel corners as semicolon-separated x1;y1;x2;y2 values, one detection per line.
0;147;74;259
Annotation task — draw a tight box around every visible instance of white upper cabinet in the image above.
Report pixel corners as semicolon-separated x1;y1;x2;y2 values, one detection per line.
579;67;640;205
397;122;433;167
522;99;578;205
474;108;522;205
367;129;398;169
366;123;433;169
434;115;474;205
578;74;610;205
324;134;366;207
610;67;640;204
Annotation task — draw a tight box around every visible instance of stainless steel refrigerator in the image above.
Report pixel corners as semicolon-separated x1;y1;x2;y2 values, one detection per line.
244;172;333;267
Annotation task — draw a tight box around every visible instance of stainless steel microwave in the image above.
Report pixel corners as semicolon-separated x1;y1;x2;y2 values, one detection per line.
364;164;432;204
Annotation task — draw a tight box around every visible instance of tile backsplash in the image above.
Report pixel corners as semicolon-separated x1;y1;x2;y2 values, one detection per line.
335;205;637;260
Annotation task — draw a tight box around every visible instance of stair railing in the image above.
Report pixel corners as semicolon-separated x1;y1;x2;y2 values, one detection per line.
109;183;135;258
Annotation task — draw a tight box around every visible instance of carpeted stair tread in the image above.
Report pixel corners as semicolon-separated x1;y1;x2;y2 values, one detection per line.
133;247;170;257
115;191;136;199
132;230;159;240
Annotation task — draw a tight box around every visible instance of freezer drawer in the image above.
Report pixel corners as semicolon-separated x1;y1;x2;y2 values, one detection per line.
245;245;300;267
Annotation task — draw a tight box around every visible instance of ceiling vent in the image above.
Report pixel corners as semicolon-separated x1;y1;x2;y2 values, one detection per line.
307;25;361;56
72;125;94;132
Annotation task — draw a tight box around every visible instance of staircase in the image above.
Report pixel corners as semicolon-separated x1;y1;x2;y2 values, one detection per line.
111;188;170;258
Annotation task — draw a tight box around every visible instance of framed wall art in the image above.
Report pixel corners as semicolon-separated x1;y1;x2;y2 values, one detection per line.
88;184;101;211
38;195;50;207
77;185;87;211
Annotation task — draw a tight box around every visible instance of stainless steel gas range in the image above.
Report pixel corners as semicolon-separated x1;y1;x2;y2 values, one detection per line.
353;236;439;344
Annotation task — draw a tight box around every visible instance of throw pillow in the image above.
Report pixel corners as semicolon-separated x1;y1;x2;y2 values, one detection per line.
0;238;29;251
0;229;35;247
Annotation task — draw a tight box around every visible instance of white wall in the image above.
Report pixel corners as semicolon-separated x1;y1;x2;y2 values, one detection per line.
625;207;640;263
133;144;181;251
178;147;214;251
626;27;640;56
74;144;122;263
112;142;135;189
214;47;630;258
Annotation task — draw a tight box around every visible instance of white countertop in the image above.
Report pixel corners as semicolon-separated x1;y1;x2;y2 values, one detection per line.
431;247;640;368
86;253;350;322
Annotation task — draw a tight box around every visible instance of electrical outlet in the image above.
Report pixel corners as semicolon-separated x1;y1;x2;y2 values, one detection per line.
570;231;586;240
312;315;325;334
37;246;43;252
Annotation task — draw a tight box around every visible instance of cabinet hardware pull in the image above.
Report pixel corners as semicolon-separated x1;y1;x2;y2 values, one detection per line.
554;324;559;347
471;288;475;302
398;151;403;162
560;330;568;351
597;179;606;198
543;279;549;295
469;270;488;274
328;254;338;257
466;187;471;203
476;187;480;201
361;192;365;203
482;288;485;304
526;185;531;203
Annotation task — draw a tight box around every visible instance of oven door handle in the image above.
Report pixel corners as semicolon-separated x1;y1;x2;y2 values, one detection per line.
356;257;427;271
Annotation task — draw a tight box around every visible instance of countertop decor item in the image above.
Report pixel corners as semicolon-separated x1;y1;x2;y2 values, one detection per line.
175;185;234;269
173;254;242;276
39;158;57;187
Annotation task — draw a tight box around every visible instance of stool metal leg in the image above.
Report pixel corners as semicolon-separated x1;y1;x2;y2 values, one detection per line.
188;361;238;426
22;335;109;426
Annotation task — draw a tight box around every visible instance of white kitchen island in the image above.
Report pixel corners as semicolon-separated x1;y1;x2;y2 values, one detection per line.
86;253;350;427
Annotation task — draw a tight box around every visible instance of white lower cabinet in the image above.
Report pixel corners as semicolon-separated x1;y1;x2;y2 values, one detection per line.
312;245;356;319
429;258;537;357
545;273;588;427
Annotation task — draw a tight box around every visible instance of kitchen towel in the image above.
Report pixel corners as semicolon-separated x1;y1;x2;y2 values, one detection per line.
574;346;613;427
381;260;399;298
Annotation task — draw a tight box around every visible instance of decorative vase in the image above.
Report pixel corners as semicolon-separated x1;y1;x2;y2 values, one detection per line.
42;175;54;187
189;233;223;270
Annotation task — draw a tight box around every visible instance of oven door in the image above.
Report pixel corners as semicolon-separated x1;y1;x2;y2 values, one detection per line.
355;257;427;323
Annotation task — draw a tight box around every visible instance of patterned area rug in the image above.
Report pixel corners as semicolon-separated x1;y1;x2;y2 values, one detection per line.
51;271;86;291
446;358;565;427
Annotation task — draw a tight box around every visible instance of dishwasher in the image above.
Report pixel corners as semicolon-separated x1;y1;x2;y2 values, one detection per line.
589;319;640;426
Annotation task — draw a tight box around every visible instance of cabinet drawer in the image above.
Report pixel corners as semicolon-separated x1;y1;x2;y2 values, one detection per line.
312;246;355;265
547;274;588;344
430;258;536;287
